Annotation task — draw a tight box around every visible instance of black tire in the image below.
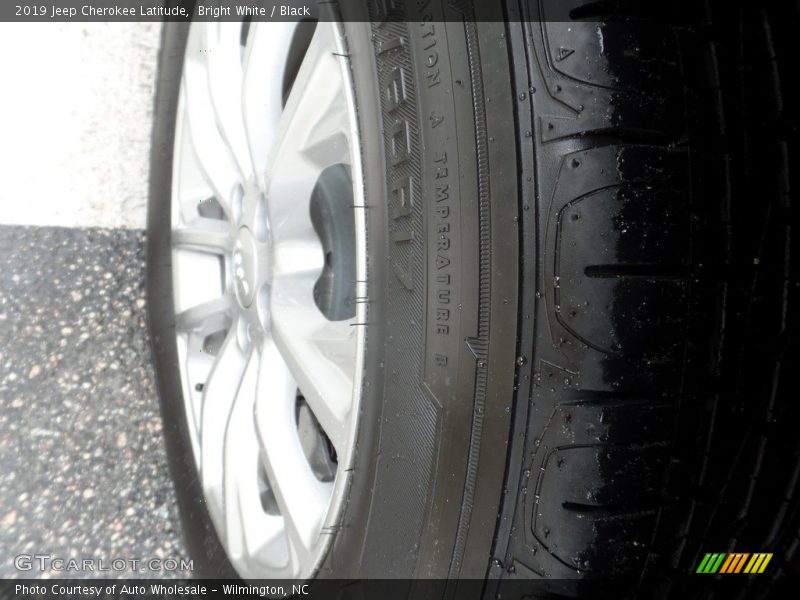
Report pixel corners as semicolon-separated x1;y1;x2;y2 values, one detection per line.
492;1;798;598
321;4;521;582
147;0;797;594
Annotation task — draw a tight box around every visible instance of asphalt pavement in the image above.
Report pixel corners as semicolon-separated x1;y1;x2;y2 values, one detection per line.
0;226;189;578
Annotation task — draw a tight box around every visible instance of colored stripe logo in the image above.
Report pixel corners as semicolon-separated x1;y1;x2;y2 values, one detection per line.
696;553;773;574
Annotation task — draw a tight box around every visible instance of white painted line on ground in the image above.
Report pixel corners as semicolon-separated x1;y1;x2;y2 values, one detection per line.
0;23;161;229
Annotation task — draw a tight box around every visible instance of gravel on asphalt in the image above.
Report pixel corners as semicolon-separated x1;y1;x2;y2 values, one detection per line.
0;225;189;578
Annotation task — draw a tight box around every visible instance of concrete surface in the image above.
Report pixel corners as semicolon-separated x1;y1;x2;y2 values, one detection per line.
0;23;160;230
0;225;188;578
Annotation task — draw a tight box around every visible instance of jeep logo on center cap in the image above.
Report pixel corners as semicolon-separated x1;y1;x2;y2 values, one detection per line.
232;227;257;308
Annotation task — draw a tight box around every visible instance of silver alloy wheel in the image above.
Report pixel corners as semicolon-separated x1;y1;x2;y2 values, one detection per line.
169;19;367;579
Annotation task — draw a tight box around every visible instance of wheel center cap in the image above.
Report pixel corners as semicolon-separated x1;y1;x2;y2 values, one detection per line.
232;226;258;308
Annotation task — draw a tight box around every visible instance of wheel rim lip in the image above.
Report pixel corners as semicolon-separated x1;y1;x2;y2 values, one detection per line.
168;19;367;579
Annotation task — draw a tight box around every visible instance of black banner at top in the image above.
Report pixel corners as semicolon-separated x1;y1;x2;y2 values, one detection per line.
0;0;711;23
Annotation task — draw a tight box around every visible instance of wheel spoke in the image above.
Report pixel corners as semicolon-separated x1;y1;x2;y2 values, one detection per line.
203;23;253;181
242;22;300;187
183;28;241;217
173;108;219;227
272;238;325;277
236;184;269;242
200;325;250;534
175;294;233;334
222;344;288;572
254;339;332;572
270;272;355;455
172;217;232;254
264;23;352;245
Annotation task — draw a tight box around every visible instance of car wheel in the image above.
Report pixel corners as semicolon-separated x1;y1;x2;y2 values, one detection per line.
149;1;519;579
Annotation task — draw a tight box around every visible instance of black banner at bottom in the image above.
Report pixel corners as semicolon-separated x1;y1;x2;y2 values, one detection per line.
0;577;797;600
